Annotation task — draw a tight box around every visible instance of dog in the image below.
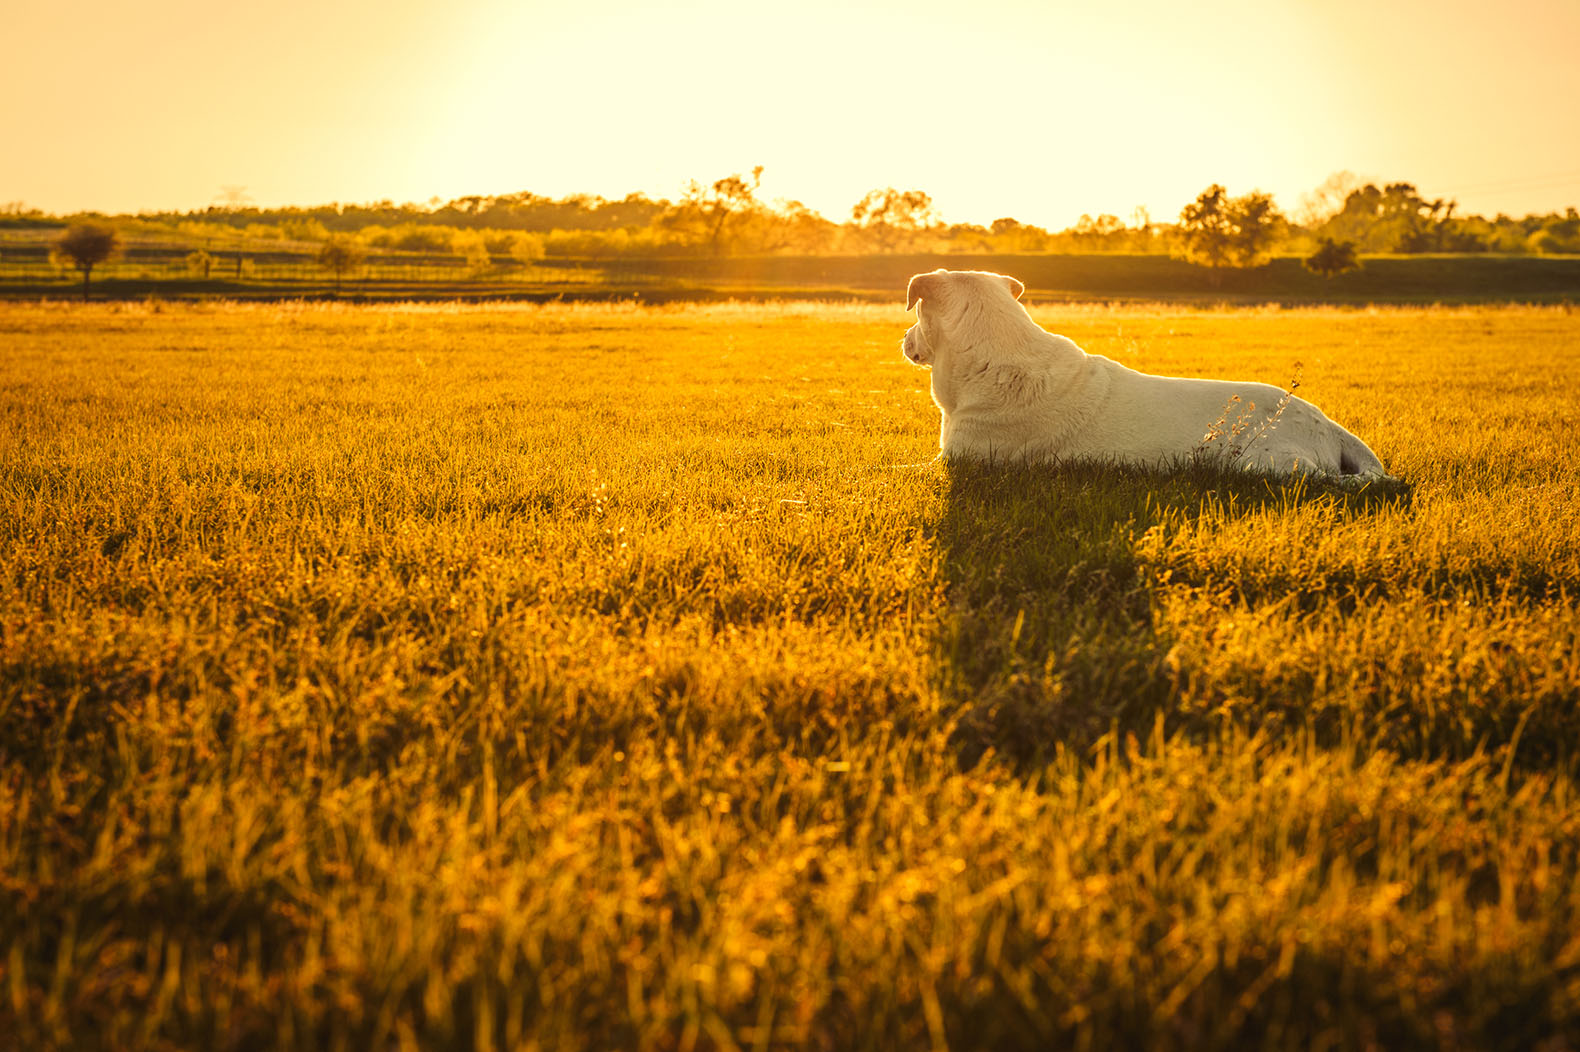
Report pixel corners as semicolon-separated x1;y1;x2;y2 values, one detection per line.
901;269;1386;477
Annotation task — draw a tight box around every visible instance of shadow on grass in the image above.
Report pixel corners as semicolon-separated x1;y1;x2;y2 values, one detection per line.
935;458;1425;771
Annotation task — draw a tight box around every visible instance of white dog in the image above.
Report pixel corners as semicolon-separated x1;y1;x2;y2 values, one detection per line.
901;269;1386;477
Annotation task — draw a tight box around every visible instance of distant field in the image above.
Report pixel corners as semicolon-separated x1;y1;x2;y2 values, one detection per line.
603;253;1580;305
3;301;1579;1049
4;247;1579;304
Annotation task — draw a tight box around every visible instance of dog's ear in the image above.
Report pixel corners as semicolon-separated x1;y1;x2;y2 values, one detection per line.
1004;275;1025;301
906;270;947;311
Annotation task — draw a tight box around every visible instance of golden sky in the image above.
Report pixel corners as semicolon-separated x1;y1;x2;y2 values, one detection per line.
6;0;1578;227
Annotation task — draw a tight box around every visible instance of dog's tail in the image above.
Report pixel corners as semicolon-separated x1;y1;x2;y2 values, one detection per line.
1337;428;1386;477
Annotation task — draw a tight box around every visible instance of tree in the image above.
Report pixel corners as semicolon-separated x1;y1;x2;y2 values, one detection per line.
317;236;365;293
462;237;492;275
1176;185;1285;282
185;249;213;279
1127;206;1160;252
1295;171;1361;229
282;217;330;243
52;223;121;301
1318;182;1487;254
986;217;1049;253
1070;213;1126;252
1304;237;1360;279
750;200;837;254
1525;209;1580;255
509;232;546;265
386;224;454;253
1176;186;1234;271
661;166;765;256
850;188;937;252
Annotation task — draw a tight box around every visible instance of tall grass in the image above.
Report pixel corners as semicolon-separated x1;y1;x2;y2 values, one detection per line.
2;300;1578;1049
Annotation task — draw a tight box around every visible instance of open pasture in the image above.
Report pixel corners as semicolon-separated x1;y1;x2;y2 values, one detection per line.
2;299;1579;1049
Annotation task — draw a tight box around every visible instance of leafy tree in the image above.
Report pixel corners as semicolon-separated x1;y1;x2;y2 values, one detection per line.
387;224;455;253
1525;209;1580;254
1318;183;1487;254
652;169;837;256
185;249;213;279
281;217;330;243
1176;185;1285;282
985;217;1050;253
52;223;122;300
747;199;837;254
661;167;765;256
1304;237;1361;279
938;223;985;250
317;236;365;293
1070;213;1127;252
544;227;640;260
1176;186;1235;270
461;237;492;274
509;232;546;265
1393;197;1485;254
850;188;936;252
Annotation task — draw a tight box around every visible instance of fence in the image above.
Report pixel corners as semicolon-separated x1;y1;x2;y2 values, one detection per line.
0;243;621;288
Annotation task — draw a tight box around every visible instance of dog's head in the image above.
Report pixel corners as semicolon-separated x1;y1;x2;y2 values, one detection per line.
900;269;1026;367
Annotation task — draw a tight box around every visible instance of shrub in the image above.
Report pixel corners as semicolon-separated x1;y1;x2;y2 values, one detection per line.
1304;238;1361;279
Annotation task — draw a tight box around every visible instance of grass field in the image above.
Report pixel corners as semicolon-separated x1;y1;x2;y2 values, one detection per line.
2;299;1579;1049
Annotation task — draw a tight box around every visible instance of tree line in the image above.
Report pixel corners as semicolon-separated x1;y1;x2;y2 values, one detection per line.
20;168;1580;296
10;167;1578;262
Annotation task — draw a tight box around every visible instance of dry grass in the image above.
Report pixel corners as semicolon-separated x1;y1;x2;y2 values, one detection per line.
2;300;1579;1049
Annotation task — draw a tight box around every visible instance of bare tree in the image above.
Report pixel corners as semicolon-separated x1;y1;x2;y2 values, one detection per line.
1295;171;1361;229
52;223;122;301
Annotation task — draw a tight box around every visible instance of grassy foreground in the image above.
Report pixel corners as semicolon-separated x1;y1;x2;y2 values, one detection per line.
2;300;1579;1049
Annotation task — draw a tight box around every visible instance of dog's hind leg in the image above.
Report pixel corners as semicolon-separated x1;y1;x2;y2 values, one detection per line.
1337;429;1385;477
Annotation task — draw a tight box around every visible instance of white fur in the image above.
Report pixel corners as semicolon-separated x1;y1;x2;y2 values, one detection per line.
901;269;1386;477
